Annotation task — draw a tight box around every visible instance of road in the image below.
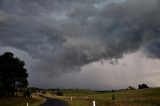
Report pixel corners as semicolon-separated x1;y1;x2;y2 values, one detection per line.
40;97;68;106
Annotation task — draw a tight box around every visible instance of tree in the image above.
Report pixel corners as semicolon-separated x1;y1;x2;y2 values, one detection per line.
128;86;135;90
0;52;28;96
138;84;149;89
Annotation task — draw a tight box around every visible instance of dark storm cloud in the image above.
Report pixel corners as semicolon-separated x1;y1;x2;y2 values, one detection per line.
144;41;160;58
0;0;160;75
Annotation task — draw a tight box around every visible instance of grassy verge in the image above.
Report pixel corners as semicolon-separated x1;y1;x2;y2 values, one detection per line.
0;95;45;106
61;88;160;106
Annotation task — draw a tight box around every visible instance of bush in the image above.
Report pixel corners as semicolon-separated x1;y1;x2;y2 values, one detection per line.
138;84;149;89
23;89;31;97
112;94;115;100
129;86;135;90
56;92;63;96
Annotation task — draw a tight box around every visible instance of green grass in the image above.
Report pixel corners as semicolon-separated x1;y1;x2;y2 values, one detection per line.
61;88;160;106
0;96;44;106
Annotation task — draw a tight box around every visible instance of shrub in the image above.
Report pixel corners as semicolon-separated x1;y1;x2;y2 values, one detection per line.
56;92;63;96
112;94;115;100
23;89;31;97
138;84;149;89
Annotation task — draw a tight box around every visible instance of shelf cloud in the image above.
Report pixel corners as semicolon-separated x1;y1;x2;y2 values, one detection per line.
0;0;160;81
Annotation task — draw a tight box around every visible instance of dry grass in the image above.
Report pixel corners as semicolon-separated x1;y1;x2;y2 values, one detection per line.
0;95;44;106
61;88;160;106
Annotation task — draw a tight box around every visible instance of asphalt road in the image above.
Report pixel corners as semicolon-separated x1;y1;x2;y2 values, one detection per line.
40;97;68;106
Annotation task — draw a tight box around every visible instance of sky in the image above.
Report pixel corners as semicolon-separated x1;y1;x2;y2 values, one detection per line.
0;0;160;90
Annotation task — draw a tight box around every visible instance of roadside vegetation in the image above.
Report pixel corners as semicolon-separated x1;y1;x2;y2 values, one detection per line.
60;88;160;106
0;95;44;106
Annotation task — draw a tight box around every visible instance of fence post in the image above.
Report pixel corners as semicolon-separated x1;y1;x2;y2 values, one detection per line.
93;101;96;106
27;102;29;106
71;97;73;101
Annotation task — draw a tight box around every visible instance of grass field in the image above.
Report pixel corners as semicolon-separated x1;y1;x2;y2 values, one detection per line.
0;95;44;106
60;88;160;106
61;89;99;96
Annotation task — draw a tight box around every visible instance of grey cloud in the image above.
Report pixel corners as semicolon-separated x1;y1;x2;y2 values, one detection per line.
144;41;160;58
0;0;160;75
